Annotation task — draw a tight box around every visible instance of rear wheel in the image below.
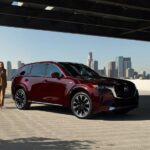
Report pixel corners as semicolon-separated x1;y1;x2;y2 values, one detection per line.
71;92;92;119
14;88;31;110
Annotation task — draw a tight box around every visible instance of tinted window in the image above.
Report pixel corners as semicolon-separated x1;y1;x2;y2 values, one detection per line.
46;64;62;77
60;63;100;79
18;65;32;76
30;63;47;76
59;63;79;77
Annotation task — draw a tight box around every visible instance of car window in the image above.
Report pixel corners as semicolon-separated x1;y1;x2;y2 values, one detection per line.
18;65;32;76
59;63;100;79
46;64;62;77
59;63;79;77
30;63;47;76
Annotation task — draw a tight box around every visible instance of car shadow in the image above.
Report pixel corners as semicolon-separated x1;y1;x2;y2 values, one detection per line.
30;105;72;116
0;137;94;150
30;96;150;121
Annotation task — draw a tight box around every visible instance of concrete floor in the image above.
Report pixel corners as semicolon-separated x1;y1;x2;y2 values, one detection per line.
0;83;150;150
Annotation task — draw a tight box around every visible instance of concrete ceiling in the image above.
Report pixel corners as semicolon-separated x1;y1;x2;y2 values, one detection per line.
1;0;150;41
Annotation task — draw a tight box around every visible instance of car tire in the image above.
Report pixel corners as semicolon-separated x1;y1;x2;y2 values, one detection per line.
14;88;31;110
71;92;92;119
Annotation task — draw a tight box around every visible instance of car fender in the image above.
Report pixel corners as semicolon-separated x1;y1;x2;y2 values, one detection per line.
64;84;97;108
12;83;29;100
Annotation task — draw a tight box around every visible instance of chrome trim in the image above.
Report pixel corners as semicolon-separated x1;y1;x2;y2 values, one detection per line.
105;86;137;99
28;100;63;107
109;105;137;111
109;107;115;111
106;86;118;98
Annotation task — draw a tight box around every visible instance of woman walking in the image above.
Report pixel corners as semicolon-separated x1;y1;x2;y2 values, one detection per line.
0;62;7;108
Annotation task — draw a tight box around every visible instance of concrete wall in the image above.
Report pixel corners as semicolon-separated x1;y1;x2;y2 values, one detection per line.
128;79;150;95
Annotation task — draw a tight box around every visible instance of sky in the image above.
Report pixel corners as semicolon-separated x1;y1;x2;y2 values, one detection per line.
0;26;150;73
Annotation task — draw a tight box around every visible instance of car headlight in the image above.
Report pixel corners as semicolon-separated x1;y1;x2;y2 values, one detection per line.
92;84;99;88
98;85;106;90
92;84;105;90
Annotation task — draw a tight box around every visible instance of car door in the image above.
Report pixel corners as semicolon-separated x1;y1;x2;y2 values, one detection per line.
42;63;67;105
29;63;47;101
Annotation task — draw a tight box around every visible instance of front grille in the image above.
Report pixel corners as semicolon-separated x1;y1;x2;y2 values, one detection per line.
114;83;135;98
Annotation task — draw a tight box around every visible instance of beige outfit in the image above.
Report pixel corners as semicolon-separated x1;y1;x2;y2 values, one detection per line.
0;69;7;107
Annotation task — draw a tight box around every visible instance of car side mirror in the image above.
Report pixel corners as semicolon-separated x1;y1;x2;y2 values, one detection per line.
51;72;63;79
20;71;25;76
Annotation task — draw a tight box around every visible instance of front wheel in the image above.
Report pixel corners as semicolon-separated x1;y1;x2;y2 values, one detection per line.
14;88;31;110
71;92;92;119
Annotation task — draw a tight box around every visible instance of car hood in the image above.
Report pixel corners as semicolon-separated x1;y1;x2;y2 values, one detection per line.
79;76;135;87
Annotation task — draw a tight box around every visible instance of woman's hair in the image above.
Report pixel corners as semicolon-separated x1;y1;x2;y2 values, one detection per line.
0;62;4;69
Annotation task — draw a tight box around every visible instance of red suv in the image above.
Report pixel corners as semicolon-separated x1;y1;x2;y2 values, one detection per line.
11;61;139;119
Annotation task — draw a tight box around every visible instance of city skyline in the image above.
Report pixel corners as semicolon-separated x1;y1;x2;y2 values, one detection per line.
6;60;25;81
1;26;150;73
6;52;149;81
86;52;149;79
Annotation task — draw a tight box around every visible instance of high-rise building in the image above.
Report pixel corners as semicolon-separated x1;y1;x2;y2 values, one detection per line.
11;69;17;79
141;70;146;79
18;61;22;68
108;61;117;78
98;67;106;76
87;52;93;68
126;68;134;79
134;71;138;79
7;61;12;81
147;74;150;79
123;57;132;77
116;56;132;78
18;61;24;68
116;56;124;78
92;60;98;72
21;63;25;66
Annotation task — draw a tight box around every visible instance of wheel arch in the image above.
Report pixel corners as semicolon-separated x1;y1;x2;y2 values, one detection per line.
67;86;92;107
12;84;28;100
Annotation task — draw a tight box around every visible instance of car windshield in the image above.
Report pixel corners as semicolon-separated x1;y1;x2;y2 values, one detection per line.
60;63;100;79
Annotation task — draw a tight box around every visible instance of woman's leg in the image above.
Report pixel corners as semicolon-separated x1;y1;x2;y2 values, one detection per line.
1;88;5;106
0;89;2;107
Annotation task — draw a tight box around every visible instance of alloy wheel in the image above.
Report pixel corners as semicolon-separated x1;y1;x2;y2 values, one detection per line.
15;89;26;109
71;92;92;118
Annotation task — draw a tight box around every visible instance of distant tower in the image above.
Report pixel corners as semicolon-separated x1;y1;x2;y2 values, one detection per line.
17;61;24;68
7;61;12;81
141;70;146;79
17;61;22;68
126;68;134;79
92;60;98;72
21;63;25;67
116;56;124;78
123;57;132;77
87;52;93;69
108;61;117;78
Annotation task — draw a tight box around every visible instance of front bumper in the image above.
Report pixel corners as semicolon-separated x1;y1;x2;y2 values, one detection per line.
109;100;138;112
111;97;138;109
97;86;139;112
